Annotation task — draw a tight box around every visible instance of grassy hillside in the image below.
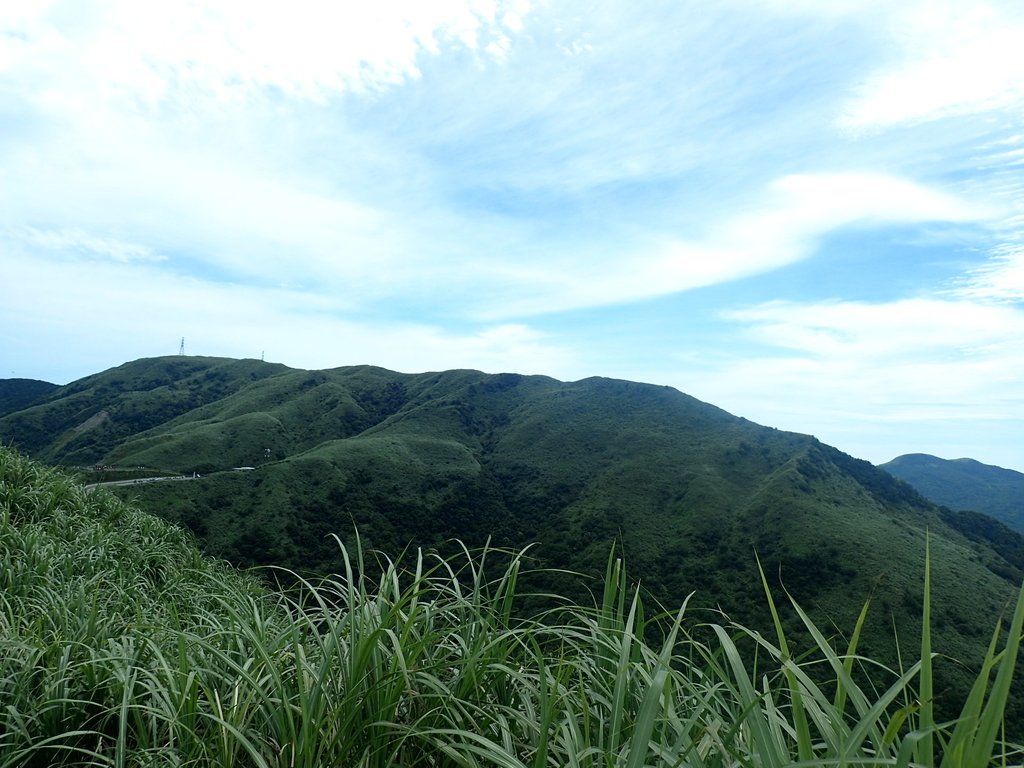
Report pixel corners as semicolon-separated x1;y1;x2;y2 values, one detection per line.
0;356;288;463
2;445;1023;766
0;378;56;418
3;357;1024;729
882;453;1024;533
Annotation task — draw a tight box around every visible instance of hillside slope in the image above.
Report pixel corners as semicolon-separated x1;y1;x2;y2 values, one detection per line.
0;356;288;463
3;356;1023;727
881;453;1024;533
6;445;1022;763
0;377;57;418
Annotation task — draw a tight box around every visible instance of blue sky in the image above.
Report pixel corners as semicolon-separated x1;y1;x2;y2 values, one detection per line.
2;0;1023;470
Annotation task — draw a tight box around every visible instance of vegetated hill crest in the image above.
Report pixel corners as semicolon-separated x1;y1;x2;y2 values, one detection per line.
881;452;1024;533
0;377;58;418
3;355;1024;728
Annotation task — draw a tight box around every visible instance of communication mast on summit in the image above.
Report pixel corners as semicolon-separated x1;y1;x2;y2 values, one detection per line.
178;337;185;356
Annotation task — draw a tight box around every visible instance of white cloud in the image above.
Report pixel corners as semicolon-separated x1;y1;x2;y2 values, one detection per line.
0;1;543;306
725;298;1024;365
2;0;531;107
839;1;1024;130
0;244;575;383
683;297;1024;466
475;172;989;318
956;245;1024;302
11;2;995;324
0;117;422;296
15;226;166;264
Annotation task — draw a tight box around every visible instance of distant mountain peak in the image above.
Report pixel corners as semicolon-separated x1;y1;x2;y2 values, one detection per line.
881;453;1024;532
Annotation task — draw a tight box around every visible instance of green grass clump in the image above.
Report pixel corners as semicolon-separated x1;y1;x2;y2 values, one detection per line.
2;445;1023;767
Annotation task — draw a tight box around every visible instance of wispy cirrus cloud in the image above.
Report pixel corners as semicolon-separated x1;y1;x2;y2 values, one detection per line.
1;1;532;104
15;227;166;264
724;298;1024;365
473;172;990;318
955;242;1024;303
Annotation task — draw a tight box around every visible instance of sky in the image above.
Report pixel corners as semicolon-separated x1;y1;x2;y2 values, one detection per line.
2;1;1023;471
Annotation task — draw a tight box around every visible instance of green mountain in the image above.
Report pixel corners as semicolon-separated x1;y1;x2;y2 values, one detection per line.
881;453;1024;534
3;355;1023;727
0;377;57;418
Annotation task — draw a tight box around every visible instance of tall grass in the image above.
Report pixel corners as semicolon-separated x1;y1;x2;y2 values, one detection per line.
1;445;1022;767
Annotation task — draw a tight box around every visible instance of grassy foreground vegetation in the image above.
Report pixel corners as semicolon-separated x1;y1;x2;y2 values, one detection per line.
2;445;1024;767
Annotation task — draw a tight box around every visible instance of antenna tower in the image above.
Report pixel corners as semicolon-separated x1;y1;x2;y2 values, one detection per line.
178;337;185;356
